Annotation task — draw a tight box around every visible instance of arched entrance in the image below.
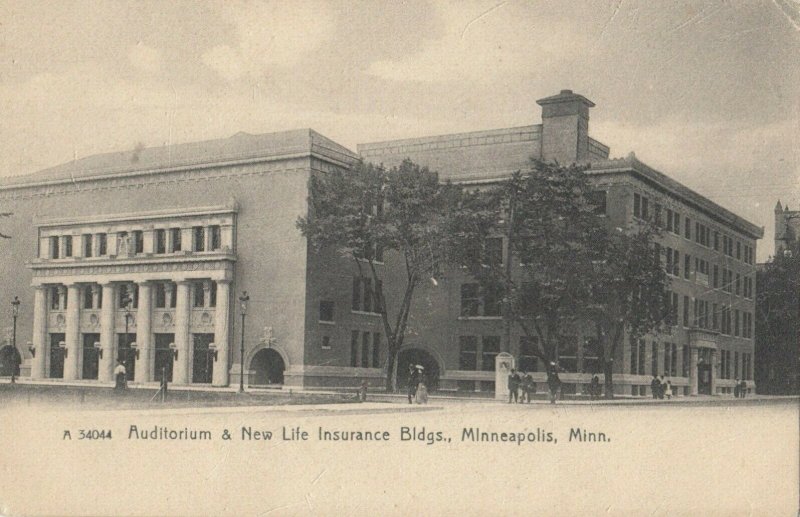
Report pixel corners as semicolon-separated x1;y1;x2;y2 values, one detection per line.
0;346;21;377
397;348;441;392
250;348;285;386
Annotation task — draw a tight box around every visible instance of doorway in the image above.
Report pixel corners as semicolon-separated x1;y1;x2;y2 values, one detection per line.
154;333;174;383
192;334;214;384
697;363;712;395
49;333;65;378
397;348;440;392
117;333;137;381
250;348;285;385
82;333;100;380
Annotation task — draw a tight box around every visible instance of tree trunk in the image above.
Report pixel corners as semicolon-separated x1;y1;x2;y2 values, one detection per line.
603;359;614;399
385;348;397;392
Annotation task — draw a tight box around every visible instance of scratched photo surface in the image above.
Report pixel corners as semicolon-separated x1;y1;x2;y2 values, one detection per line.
0;1;798;516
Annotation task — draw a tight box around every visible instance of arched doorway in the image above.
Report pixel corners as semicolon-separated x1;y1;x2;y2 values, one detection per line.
250;348;285;386
397;348;441;392
0;346;21;377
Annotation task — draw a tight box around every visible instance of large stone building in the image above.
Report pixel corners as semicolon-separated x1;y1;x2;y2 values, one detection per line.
0;89;761;396
774;201;800;254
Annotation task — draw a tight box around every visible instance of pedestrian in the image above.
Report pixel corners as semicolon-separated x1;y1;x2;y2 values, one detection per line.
740;379;747;398
523;372;535;403
733;377;740;398
407;365;418;404
359;380;368;402
664;380;673;400
114;360;127;390
415;380;428;404
658;375;666;399
590;375;601;400
508;369;520;403
650;375;661;399
547;364;561;405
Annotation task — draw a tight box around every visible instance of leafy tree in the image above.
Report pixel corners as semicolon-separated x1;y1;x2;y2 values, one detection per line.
584;224;670;398
755;240;800;394
298;159;455;391
447;161;606;376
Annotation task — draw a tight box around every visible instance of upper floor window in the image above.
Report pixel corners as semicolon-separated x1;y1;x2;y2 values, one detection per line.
193;282;205;307
352;276;382;313
50;236;60;258
210;225;221;251
83;235;93;258
193;226;205;252
684;217;691;239
155;229;166;254
98;233;107;256
319;300;334;322
133;230;144;254
171;228;182;252
63;236;73;257
484;237;503;267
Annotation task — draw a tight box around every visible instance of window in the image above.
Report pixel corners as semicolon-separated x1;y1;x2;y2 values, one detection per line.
483;286;502;317
460;283;480;317
713;265;719;288
734;352;739;378
459;336;478;370
481;336;500;371
670;292;679;325
210;225;221;251
638;340;646;375
666;209;674;232
171;228;182;252
684;255;691;279
665;247;673;275
50;236;60;258
735;274;741;296
712;303;718;330
485;237;503;266
682;345;689;377
630;339;637;374
714;231;720;251
118;283;138;309
684;217;691;239
654;203;662;227
193;226;205;252
133;231;144;254
352;277;379;314
672;249;679;276
362;277;372;313
361;332;370;368
319;300;334;322
587;191;607;215
83;287;94;309
372;333;381;367
641;196;649;220
736;241;741;261
683;295;690;327
673;213;680;235
350;331;359;367
633;193;641;218
155;230;166;254
155;283;167;309
193;282;205;308
83;235;93;258
519;336;538;372
98;233;107;255
734;310;740;337
321;336;331;350
49;286;60;310
64;236;73;257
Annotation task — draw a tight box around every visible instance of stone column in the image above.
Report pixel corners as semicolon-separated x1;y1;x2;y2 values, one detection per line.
689;347;699;396
99;283;116;382
213;280;231;386
63;284;81;380
202;280;212;308
181;228;194;253
58;286;66;310
91;285;100;309
164;282;174;309
172;280;191;384
30;286;48;379
136;281;153;382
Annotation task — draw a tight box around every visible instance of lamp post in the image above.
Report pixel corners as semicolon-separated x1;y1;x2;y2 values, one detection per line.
122;292;133;378
238;291;249;393
10;296;20;384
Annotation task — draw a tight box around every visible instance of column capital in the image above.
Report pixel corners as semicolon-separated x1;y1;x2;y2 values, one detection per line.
216;279;233;285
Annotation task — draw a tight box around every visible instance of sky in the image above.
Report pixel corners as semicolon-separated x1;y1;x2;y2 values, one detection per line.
1;0;798;260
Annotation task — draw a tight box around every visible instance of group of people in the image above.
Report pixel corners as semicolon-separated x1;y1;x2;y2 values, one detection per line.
650;375;674;399
733;378;748;398
406;364;429;404
507;367;563;404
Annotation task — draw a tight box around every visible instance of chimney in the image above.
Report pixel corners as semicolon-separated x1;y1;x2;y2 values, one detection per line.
537;89;595;165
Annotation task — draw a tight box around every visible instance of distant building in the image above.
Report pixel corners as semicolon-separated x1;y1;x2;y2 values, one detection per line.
0;89;762;396
774;201;800;255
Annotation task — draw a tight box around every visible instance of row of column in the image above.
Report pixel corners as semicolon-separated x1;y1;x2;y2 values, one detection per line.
29;279;231;386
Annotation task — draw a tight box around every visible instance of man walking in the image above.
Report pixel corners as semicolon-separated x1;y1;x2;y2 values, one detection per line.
650;375;661;399
508;369;520;403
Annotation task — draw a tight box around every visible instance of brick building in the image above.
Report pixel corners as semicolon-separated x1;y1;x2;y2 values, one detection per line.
0;90;761;395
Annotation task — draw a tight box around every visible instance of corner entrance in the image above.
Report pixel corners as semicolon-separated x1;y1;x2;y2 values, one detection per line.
397;348;440;392
250;348;285;386
0;345;21;377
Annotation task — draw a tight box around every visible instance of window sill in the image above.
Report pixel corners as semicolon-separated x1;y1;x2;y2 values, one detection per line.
351;310;382;317
318;320;335;326
458;316;503;321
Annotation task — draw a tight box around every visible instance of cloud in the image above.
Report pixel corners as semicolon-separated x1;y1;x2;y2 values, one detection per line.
365;2;594;83
202;0;337;81
128;43;163;73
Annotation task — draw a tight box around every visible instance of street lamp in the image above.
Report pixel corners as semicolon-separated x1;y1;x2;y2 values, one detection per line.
121;292;133;378
10;296;20;384
238;291;249;393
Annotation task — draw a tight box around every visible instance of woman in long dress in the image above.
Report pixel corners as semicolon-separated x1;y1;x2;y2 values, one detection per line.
415;370;429;404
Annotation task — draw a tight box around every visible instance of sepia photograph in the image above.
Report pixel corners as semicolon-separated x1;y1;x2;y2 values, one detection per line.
0;1;798;515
